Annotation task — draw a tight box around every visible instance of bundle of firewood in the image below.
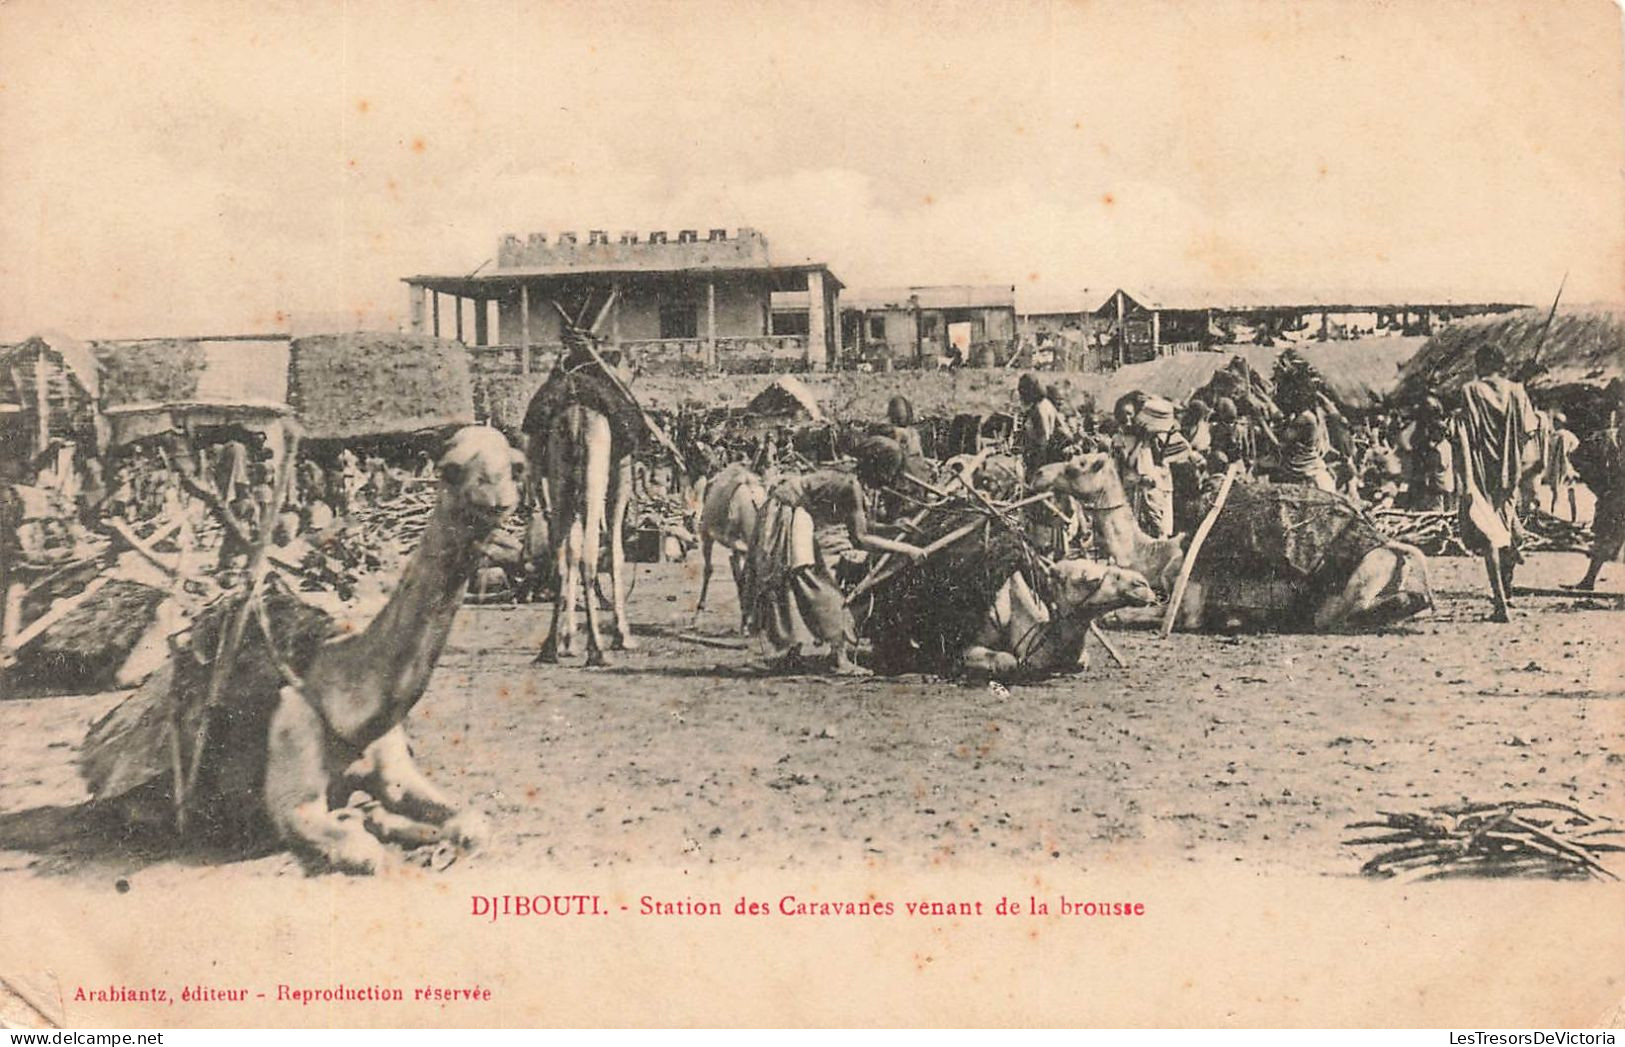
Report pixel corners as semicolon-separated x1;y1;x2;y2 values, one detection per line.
1369;507;1469;556
348;487;439;548
1370;506;1594;556
629;490;697;551
1523;509;1596;553
1347;800;1623;882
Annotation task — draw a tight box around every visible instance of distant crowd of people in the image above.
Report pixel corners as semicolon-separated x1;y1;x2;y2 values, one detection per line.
1007;350;1624;621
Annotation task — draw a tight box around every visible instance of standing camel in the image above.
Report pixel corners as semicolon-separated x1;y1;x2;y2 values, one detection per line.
694;462;766;632
527;397;636;665
522;306;639;666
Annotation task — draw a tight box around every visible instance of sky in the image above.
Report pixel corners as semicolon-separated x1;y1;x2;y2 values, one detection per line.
1;0;1622;340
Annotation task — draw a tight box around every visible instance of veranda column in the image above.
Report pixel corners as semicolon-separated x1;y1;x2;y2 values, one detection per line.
806;269;827;371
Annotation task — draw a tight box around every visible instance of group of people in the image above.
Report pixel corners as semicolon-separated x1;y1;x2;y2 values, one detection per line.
1011;347;1624;621
17;429;441;578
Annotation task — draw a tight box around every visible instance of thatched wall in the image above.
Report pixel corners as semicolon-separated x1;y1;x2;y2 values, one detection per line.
289;333;474;440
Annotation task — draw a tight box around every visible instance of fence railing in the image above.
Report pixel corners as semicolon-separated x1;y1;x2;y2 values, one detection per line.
465;334;811;376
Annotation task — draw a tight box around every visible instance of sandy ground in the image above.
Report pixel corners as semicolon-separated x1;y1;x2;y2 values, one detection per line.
1;549;1620;887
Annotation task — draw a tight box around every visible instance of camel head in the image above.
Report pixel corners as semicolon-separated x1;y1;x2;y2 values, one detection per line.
438;425;524;534
1031;452;1127;509
1046;559;1158;618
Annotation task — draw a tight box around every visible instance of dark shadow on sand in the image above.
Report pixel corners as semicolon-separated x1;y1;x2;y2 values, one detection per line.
0;796;281;878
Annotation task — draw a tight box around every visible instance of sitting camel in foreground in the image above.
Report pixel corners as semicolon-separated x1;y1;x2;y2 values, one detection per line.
961;558;1157;678
1032;452;1432;632
83;426;525;874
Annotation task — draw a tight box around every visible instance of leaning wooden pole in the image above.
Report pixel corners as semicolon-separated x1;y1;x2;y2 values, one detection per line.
1160;461;1243;639
178;428;302;831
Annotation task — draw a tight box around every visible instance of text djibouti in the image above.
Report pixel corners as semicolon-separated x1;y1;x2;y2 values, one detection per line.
471;893;607;921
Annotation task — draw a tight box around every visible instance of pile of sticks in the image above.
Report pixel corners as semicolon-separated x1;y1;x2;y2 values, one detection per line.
1346;800;1623;882
348;487;439;548
1369;507;1469;556
1371;506;1595;557
1523;509;1596;553
629;490;697;552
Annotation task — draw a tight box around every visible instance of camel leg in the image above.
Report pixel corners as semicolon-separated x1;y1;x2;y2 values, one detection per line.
695;535;716;614
962;645;1019;678
536;518;572;663
607;454;637;650
358;803;445;849
358;725;488;850
578;423;613;667
537;436;575;661
263;687;391;875
729;549;750;634
559;517;584;657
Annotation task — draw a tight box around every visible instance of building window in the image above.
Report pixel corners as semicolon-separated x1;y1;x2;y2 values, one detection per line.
771;310;810;336
659;303;698;339
868;315;886;341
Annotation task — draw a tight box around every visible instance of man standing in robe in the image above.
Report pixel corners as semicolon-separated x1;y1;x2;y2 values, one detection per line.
1453;344;1539;622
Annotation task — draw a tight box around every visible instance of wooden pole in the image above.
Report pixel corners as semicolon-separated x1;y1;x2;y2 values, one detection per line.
34;350;50;461
1088;619;1127;668
1160;461;1242;638
1115;291;1126;368
846;516;988;604
3;577;110;655
706;279;717;370
180;429;301;832
520;283;531;376
432;292;441;339
455;296;464;344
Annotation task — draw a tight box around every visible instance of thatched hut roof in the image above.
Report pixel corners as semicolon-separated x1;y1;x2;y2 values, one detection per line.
1286;337;1427;407
289;333;474;440
1;333;106;454
2;332;101;403
1396;306;1625;401
92;339;208;407
746;376;825;421
1062;337;1424;412
1073;347;1279;409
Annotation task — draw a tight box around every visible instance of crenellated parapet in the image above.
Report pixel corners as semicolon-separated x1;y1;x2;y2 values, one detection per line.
496;227;767;269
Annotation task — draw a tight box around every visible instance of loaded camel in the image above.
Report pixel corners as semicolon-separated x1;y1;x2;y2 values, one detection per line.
83;426;526;874
1032;451;1432;632
522;298;644;666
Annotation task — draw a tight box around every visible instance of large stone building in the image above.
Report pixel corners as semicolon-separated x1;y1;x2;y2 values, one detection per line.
400;228;843;375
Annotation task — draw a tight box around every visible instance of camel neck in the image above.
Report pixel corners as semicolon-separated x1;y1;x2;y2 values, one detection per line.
350;498;483;727
1024;617;1088;671
1091;504;1142;561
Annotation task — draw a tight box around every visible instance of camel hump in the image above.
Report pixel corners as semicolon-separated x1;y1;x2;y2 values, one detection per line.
524;365;644;452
